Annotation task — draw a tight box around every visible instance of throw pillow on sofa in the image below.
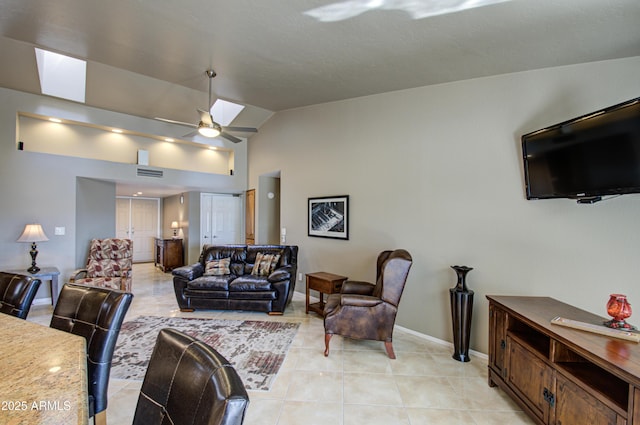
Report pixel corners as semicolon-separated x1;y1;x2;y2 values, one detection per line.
205;258;231;276
251;253;281;276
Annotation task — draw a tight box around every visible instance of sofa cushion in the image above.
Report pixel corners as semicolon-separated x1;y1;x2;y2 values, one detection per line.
204;258;231;276
230;263;245;276
251;253;281;276
230;275;273;292
201;246;246;264
188;275;235;291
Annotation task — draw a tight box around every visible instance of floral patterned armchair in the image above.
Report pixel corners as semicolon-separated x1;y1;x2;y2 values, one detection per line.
70;238;133;292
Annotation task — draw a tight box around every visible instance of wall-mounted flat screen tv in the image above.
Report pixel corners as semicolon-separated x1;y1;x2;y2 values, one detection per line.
522;97;640;201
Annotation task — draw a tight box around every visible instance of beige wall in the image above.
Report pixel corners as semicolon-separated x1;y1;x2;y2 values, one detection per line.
248;56;640;354
0;87;247;301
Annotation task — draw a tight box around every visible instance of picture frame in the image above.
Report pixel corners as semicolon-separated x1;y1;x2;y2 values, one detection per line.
308;195;349;240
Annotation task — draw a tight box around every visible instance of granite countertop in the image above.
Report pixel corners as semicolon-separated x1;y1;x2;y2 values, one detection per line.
0;314;88;425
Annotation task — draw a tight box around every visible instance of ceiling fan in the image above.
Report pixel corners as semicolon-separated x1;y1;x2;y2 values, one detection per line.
155;69;257;143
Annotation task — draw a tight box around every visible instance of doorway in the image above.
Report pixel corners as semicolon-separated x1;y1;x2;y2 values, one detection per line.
200;193;241;247
116;197;160;262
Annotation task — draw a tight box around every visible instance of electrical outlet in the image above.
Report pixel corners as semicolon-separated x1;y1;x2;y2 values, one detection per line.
298;273;303;282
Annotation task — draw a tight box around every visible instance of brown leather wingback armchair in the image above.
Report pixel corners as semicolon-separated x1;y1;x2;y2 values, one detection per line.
323;249;412;359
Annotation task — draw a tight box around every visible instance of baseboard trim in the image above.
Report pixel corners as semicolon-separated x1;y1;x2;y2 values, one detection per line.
394;324;488;360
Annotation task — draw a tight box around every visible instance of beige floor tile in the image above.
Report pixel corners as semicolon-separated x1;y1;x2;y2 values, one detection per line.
243;399;283;425
389;351;442;376
469;409;537;424
447;376;523;411
277;400;342;425
291;346;344;372
343;404;410;425
395;375;461;409
342;349;392;374
343;373;403;406
406;407;479;425
285;370;343;402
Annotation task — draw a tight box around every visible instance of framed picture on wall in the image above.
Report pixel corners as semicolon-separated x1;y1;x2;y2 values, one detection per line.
308;195;349;240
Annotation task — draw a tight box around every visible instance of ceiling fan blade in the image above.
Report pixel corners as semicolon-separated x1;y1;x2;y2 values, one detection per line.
223;126;258;133
220;132;242;143
197;109;213;126
182;130;199;138
155;117;197;128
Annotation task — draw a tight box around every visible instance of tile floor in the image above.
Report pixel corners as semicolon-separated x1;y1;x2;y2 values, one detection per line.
28;263;535;425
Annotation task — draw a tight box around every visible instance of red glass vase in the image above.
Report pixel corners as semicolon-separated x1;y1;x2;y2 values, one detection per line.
604;294;636;330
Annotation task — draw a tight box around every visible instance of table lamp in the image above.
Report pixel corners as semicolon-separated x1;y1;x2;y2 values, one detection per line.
17;224;49;273
171;221;180;238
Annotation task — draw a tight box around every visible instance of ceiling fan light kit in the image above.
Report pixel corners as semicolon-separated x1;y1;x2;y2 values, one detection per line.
198;122;221;138
154;69;257;143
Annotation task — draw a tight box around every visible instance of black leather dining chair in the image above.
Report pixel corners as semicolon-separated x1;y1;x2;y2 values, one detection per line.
50;283;133;425
0;271;41;319
133;328;249;425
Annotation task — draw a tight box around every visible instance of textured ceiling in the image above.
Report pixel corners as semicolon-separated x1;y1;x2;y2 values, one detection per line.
1;0;639;196
1;0;639;121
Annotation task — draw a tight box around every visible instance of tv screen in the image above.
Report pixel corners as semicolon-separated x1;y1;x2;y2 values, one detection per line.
522;97;640;201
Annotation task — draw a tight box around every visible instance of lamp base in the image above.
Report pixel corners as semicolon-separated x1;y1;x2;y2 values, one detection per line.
603;319;637;331
28;242;40;274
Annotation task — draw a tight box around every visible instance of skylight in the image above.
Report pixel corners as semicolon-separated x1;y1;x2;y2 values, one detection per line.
210;99;245;126
35;48;86;103
304;0;512;22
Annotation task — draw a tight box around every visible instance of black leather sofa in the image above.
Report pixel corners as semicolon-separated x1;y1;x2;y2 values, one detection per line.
172;244;298;314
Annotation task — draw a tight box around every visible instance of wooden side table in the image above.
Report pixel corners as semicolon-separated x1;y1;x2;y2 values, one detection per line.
155;238;184;272
306;272;348;316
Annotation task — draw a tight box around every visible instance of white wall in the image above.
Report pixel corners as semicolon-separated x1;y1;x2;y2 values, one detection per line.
249;56;640;354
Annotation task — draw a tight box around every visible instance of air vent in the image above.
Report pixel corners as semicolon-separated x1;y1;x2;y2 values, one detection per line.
137;168;163;178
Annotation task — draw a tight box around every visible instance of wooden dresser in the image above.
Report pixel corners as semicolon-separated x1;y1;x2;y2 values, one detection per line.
154;238;183;272
487;295;640;425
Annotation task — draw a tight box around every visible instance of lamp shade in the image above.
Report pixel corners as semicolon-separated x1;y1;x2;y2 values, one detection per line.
17;224;49;243
170;221;179;229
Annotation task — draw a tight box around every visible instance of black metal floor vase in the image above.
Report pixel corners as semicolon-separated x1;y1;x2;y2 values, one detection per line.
449;265;474;362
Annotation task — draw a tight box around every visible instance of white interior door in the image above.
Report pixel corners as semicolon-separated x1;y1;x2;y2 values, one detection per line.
201;193;241;247
116;198;131;239
116;197;159;262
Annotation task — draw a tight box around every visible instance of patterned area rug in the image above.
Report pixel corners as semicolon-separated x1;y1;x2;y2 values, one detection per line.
111;316;300;391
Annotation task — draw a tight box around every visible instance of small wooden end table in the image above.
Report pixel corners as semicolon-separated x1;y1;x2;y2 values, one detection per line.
306;272;348;316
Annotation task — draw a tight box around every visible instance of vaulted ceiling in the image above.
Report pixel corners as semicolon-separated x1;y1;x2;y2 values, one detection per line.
1;0;639;133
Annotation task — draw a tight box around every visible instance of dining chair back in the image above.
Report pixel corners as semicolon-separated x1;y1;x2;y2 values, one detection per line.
133;328;249;425
50;283;133;425
0;271;41;319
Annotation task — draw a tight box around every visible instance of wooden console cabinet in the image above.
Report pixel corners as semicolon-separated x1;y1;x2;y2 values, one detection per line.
487;296;640;425
154;238;183;272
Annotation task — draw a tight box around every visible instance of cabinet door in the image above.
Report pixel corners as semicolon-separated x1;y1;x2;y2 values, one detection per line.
489;304;507;380
507;335;553;423
554;373;622;425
